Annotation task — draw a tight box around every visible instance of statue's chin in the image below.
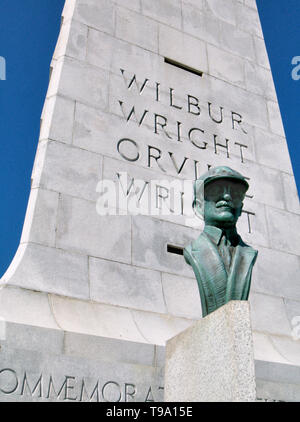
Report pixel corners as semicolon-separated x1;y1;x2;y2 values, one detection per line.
208;211;237;228
217;210;235;221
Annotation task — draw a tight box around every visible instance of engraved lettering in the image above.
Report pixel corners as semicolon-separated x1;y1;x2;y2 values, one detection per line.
187;95;201;115
188;128;208;149
214;135;230;158
124;383;136;402
117;172;149;203
176;121;182;142
194;160;200;180
154;114;172;139
231;111;247;134
242;210;255;233
170;88;182;110
46;376;65;399
148;146;166;172
156;185;170;210
20;372;42;398
155;82;160;102
102;381;122;402
208;102;224;124
119;101;148;126
0;368;19;394
117;138;140;162
120;68;149;94
96;179;117;215
79;380;100;402
168;152;188;175
63;376;77;401
235;142;248;163
145;386;155;402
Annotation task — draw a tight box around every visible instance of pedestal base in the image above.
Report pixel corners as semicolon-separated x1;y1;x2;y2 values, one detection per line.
164;301;256;402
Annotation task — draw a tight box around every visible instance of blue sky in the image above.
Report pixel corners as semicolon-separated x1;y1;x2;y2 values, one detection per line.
0;0;299;276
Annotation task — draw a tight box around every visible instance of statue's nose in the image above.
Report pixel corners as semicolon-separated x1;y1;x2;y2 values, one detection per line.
223;193;232;201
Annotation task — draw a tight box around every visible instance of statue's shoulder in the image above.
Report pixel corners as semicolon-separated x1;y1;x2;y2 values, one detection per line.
238;236;258;257
183;232;207;265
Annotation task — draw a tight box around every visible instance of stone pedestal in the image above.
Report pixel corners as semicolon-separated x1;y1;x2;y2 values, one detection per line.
164;301;256;402
1;0;300;402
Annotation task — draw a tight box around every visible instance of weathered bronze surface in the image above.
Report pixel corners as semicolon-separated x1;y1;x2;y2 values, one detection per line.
184;166;258;317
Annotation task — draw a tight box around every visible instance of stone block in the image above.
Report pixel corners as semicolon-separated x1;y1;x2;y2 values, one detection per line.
56;195;132;264
283;298;300;331
252;246;300;300
245;0;257;10
282;173;300;214
182;4;220;45
268;336;300;367
50;295;147;343
53;19;88;61
141;0;182;30
205;0;237;26
1;322;64;356
236;2;264;38
182;0;204;11
64;332;156;367
253;36;270;69
89;257;167;313
236;200;270;249
239;162;286;211
40;96;75;144
73;102;119;157
164;301;256;401
158;24;208;74
254;127;293;173
73;0;115;35
110;36;161;76
207;44;245;88
249;292;292;337
2;243;89;300
115;7;159;53
20;188;59;248
49;57;109;110
0;286;58;329
86;29;114;71
36;140;102;203
131;215;196;277
245;62;277;101
161;273;202;319
265;207;300;255
256;360;300;402
267;100;286;137
219;21;255;61
204;76;269;132
130;309;194;345
114;0;141;13
252;332;291;364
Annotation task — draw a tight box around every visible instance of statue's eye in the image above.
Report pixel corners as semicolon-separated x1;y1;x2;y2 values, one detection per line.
205;184;222;199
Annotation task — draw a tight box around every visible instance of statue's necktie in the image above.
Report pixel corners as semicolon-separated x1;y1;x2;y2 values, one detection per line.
219;235;232;272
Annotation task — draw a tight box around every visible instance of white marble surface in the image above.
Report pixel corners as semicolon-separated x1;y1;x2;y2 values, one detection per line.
1;0;300;379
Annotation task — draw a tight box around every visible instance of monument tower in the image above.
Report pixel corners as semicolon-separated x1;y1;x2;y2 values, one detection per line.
0;0;300;401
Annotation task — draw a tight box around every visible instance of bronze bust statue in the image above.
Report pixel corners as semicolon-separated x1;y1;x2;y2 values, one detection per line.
184;166;258;317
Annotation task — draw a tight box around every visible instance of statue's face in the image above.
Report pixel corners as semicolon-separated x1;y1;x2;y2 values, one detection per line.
203;179;246;228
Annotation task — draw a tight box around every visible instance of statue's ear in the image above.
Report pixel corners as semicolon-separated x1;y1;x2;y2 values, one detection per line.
236;202;243;218
193;198;204;219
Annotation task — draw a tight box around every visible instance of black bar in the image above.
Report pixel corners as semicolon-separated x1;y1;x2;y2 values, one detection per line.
167;244;184;256
164;57;203;77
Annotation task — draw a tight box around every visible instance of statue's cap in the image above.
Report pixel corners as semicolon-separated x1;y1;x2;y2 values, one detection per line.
195;166;249;195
